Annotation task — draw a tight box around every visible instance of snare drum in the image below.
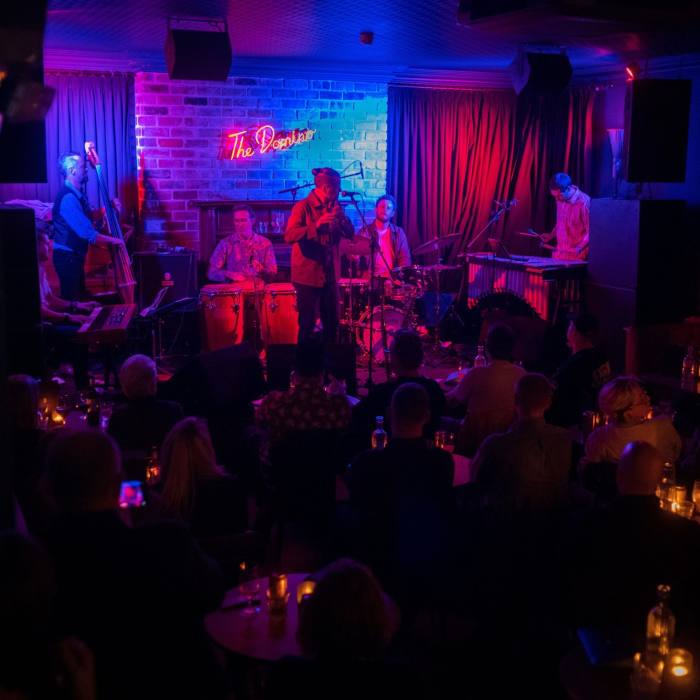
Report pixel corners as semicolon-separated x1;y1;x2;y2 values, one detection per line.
356;305;406;363
199;284;244;351
261;283;299;345
338;278;369;322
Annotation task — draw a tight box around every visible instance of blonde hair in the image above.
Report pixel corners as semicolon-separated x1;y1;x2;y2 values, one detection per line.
598;376;647;424
160;417;224;519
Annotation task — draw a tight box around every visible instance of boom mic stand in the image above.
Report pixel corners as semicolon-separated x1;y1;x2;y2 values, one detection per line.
279;168;364;201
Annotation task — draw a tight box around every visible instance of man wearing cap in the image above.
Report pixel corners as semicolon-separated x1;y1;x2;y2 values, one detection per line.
540;172;590;261
284;167;357;343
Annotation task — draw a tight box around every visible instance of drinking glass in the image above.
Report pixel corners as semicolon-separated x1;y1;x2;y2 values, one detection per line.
692;481;700;507
676;501;695;520
239;563;261;616
630;651;664;700
434;431;455;452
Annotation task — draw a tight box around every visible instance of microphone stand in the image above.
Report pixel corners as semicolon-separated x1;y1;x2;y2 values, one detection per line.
278;168;364;201
344;194;396;388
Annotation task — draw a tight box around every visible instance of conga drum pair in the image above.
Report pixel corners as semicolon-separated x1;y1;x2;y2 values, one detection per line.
200;282;298;350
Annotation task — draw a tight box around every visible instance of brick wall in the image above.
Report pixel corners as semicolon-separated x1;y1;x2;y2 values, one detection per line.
134;72;388;251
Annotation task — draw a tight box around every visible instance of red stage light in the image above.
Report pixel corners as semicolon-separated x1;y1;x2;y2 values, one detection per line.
625;62;641;81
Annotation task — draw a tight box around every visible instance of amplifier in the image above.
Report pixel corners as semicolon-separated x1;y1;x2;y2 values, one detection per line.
133;251;197;310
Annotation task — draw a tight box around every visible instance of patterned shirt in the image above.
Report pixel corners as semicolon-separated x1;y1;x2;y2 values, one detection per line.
207;233;277;282
257;379;351;444
552;186;590;261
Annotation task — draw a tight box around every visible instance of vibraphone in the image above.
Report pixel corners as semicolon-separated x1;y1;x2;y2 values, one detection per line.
466;253;587;322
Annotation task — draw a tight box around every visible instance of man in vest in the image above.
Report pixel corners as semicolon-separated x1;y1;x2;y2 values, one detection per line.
52;152;126;300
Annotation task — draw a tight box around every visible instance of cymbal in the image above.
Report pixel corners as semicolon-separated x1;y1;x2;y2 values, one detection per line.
413;233;461;256
419;263;460;272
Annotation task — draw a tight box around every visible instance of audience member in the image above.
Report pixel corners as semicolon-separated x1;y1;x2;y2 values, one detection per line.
349;383;454;602
7;375;47;533
567;441;700;631
546;313;611;428
44;429;227;700
159;417;247;537
267;559;424;700
447;323;525;456
352;329;446;445
584;376;682;465
257;335;351;445
107;354;183;456
472;373;574;513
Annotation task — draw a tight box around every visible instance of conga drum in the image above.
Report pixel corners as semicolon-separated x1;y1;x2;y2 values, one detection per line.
261;283;298;345
199;284;245;350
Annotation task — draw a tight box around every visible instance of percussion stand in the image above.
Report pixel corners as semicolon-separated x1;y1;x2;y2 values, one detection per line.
344;194;397;388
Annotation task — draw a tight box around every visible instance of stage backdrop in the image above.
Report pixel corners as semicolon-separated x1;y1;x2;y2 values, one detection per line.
0;71;137;216
387;86;594;261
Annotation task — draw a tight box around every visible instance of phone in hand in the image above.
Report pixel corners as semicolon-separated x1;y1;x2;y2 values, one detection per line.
119;480;146;509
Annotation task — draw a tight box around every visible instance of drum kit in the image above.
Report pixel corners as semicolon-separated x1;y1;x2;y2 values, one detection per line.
199;233;464;363
341;232;463;362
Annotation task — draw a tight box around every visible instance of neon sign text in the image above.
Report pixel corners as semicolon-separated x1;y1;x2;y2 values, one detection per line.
223;124;316;159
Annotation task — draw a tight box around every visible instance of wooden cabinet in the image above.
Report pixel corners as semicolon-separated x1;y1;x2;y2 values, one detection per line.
192;199;295;280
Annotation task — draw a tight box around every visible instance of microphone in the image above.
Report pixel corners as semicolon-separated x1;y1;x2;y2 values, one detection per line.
359;162;364;180
494;198;518;208
341;190;361;197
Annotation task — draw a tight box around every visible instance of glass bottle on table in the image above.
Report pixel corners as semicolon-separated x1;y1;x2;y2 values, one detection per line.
371;416;387;450
145;446;161;486
473;345;487;368
646;584;675;661
681;346;697;391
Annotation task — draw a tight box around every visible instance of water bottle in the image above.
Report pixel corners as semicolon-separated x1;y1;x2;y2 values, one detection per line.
371;416;387;450
646;584;675;660
681;346;697;391
474;345;487;368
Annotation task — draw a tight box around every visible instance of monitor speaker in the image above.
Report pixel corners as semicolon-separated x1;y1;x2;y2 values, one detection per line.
165;27;232;81
133;250;197;310
623;79;691;183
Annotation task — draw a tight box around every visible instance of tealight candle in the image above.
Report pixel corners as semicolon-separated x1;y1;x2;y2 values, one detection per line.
668;648;693;678
296;579;316;604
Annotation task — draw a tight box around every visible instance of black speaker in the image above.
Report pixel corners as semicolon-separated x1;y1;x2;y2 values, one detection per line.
623;79;691;183
510;51;572;96
0;2;50;183
587;197;692;369
165;28;232;81
0;206;44;375
266;343;358;396
133;251;197;310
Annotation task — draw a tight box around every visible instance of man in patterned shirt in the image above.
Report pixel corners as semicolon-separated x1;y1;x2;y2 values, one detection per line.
207;205;277;283
257;336;351;445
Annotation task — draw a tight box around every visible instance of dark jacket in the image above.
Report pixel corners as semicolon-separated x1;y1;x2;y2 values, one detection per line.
107;397;183;453
47;510;226;699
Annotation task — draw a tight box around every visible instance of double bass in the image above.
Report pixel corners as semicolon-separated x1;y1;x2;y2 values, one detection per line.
84;141;136;304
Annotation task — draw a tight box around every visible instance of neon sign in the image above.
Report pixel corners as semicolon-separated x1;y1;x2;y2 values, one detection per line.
222;124;316;159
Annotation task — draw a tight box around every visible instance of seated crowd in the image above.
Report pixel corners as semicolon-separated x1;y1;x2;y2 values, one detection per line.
4;313;700;699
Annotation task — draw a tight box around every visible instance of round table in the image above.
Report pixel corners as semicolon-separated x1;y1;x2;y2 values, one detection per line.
206;573;307;662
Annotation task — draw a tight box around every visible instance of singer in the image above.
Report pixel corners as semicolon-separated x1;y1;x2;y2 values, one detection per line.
207;204;277;283
285;167;355;343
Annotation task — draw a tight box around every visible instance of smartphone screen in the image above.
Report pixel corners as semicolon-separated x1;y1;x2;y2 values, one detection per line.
119;480;146;509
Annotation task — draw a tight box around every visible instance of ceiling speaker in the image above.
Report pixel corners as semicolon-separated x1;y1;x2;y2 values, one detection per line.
165;19;232;81
510;51;572;96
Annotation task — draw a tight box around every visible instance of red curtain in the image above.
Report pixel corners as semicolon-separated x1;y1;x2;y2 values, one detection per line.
387;86;595;261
